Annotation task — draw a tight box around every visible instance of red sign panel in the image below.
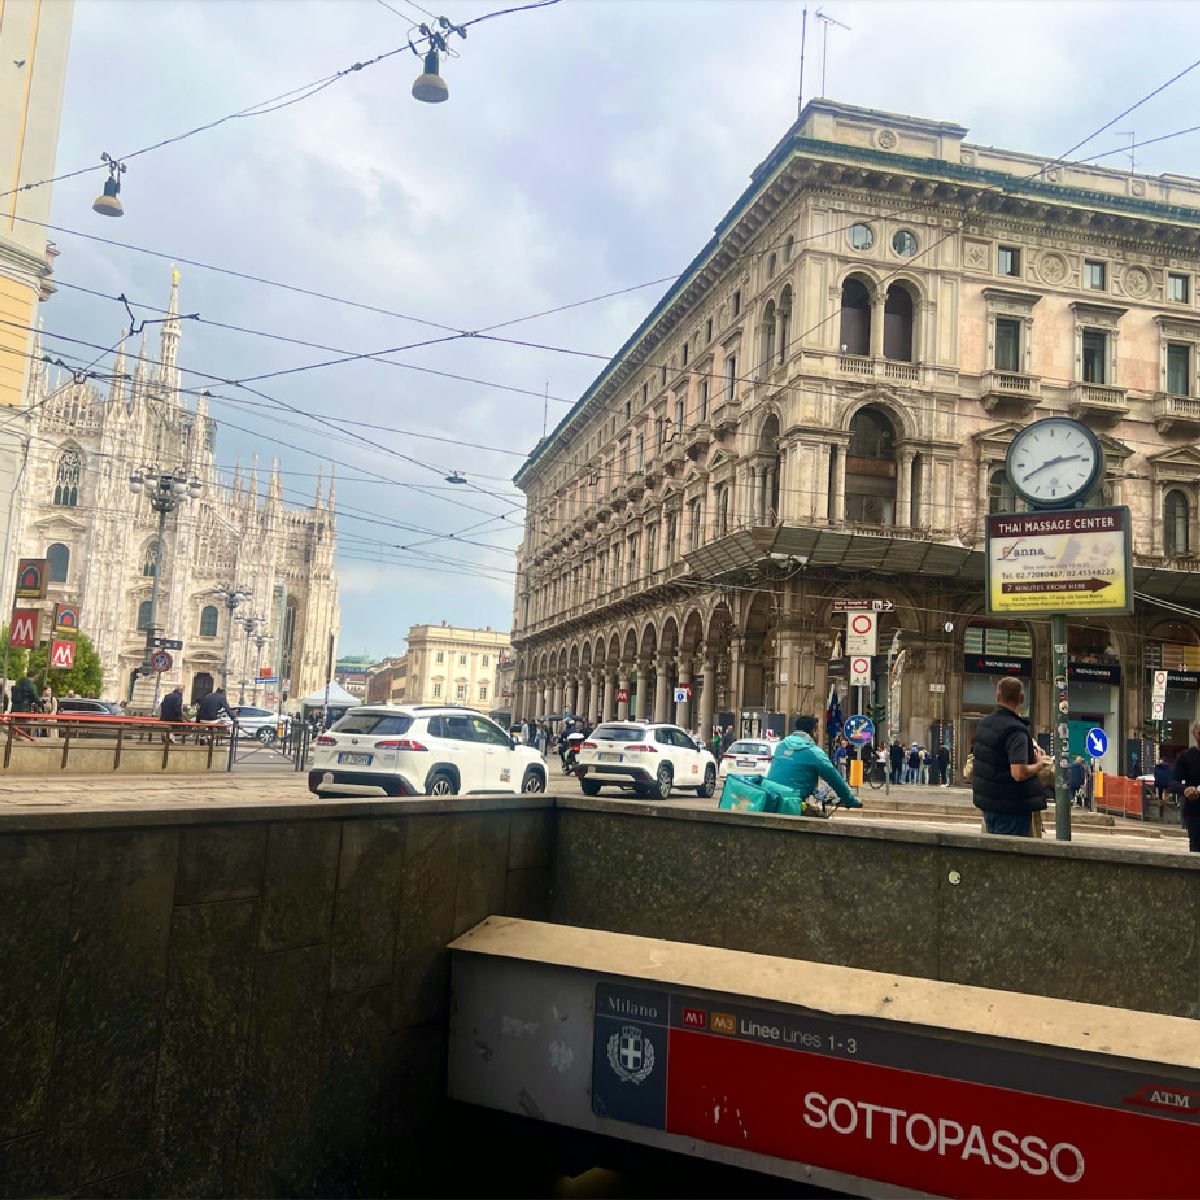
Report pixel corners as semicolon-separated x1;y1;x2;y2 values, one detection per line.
10;607;37;648
615;688;630;703
50;640;75;670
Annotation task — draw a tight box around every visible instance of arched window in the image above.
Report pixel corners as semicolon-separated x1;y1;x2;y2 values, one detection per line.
784;234;795;263
845;407;897;526
883;283;914;362
839;277;872;357
46;542;69;583
760;300;776;371
766;252;777;279
1165;489;1191;555
53;448;81;507
989;469;1017;514
199;605;219;637
142;540;161;578
759;414;782;522
777;285;792;366
137;600;153;630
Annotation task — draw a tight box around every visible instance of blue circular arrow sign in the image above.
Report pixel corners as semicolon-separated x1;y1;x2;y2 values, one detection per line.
1085;727;1108;759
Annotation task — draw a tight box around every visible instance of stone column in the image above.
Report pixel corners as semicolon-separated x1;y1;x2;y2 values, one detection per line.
606;670;618;720
896;449;914;528
551;680;562;718
831;446;847;523
654;658;671;723
617;674;630;721
634;662;649;721
699;656;716;739
728;637;744;725
585;672;596;723
675;662;691;730
542;683;551;718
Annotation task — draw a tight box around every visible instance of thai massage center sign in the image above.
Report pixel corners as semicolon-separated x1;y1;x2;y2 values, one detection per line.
985;508;1132;618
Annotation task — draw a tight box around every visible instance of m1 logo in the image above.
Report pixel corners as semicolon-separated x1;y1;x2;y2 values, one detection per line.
9;608;37;648
682;1007;707;1029
50;640;75;670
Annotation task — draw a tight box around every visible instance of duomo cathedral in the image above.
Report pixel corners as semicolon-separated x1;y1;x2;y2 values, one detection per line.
12;272;339;704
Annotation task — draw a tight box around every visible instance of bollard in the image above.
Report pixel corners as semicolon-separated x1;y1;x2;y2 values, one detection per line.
849;758;863;787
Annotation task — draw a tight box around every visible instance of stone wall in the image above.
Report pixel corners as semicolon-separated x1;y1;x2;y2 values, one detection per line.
552;800;1200;1019
0;797;553;1198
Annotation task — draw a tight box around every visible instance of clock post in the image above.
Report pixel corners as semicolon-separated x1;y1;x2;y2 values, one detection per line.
989;417;1132;842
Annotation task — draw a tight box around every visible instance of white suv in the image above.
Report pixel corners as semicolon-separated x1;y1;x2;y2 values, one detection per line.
575;722;717;799
308;704;548;798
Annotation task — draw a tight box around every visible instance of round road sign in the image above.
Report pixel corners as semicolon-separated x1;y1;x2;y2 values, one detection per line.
850;614;874;634
843;714;875;745
1085;727;1108;759
151;650;173;673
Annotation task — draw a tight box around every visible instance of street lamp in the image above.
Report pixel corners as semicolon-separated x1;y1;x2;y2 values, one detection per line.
235;612;266;704
250;627;275;705
129;464;202;695
212;584;252;694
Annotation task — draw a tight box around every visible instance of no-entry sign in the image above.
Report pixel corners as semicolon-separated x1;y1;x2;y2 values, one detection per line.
845;611;878;657
850;656;871;687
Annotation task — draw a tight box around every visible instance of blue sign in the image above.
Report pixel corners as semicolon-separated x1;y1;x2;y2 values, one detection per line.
1086;727;1108;759
843;714;875;745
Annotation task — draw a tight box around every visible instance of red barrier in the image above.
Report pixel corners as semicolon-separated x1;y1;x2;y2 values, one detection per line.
1096;775;1144;820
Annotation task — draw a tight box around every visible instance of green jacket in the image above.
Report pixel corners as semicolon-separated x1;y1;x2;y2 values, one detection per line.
11;676;39;712
766;732;858;806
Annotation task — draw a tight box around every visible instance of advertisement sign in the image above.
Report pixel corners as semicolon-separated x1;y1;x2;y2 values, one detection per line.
14;558;48;600
592;981;1200;1198
52;603;80;634
849;656;871;688
964;655;1033;677
985;507;1132;616
1068;661;1121;685
9;608;37;648
845;611;878;657
49;640;75;670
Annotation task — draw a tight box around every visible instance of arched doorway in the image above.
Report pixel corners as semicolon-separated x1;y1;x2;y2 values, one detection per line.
191;672;214;706
845;407;897;526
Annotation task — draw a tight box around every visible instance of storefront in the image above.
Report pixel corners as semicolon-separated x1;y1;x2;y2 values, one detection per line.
961;619;1033;752
1066;624;1121;776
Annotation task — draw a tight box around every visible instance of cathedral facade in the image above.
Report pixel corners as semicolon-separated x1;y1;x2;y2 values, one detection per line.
13;273;339;705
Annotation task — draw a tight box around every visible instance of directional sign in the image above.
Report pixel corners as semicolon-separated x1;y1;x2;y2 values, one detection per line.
849;655;871;687
150;637;183;650
843;714;875;745
985;507;1132;616
49;640;75;670
673;686;692;704
256;675;279;686
1086;727;1109;759
1152;670;1169;703
832;599;895;613
151;650;173;673
845;611;878;657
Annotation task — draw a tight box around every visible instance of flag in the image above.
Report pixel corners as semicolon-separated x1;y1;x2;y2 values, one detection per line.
826;682;843;741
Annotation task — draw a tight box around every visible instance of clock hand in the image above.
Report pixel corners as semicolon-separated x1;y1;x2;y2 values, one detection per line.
1023;453;1085;482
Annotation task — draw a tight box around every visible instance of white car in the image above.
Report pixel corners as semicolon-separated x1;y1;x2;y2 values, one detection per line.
575;721;717;799
231;705;291;743
307;704;548;798
717;738;779;780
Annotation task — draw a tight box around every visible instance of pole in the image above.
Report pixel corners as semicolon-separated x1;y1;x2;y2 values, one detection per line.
797;4;808;118
322;629;334;729
0;433;29;709
238;625;250;705
1052;613;1071;841
220;597;235;693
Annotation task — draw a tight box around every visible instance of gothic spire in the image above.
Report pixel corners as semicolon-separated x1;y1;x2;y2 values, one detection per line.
161;265;181;375
231;456;242;501
109;332;127;411
249;454;260;506
314;464;324;509
326;465;336;513
269;458;284;508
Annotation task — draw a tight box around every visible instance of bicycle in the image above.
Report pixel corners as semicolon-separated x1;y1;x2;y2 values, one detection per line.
866;760;888;790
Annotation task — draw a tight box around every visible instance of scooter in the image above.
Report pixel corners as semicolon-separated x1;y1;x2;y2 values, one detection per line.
561;732;586;774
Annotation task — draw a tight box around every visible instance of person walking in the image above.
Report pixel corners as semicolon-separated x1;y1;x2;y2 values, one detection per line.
1169;721;1200;852
1153;753;1172;805
719;725;736;757
936;743;951;788
906;743;920;785
889;738;904;785
971;676;1050;837
832;738;849;779
11;671;38;714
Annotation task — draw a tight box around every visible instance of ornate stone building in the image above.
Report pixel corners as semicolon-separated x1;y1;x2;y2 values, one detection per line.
14;273;339;703
511;100;1200;776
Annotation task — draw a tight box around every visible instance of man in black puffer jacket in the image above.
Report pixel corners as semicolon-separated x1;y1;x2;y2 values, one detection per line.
971;676;1050;837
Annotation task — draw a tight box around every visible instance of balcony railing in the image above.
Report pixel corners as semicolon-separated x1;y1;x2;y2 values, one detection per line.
1153;392;1200;435
1069;381;1129;422
838;353;875;377
980;370;1041;415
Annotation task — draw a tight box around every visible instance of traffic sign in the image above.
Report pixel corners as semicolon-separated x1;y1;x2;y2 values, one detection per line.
1151;670;1169;702
1086;727;1109;759
673;686;692;704
151;650;173;673
1151;700;1165;720
256;675;279;686
832;599;895;613
50;640;75;670
150;636;183;650
845;611;878;657
849;655;871;687
843;714;875;745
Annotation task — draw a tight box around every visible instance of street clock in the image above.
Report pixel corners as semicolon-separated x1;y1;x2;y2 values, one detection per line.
1004;416;1103;510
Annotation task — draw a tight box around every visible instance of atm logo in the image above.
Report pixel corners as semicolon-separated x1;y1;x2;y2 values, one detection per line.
1125;1083;1200;1113
682;1007;707;1029
710;1012;736;1035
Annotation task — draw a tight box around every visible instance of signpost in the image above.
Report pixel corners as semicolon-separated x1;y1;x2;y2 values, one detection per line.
150;636;184;651
849;656;871;688
9;608;37;649
673;686;691;705
831;598;895;613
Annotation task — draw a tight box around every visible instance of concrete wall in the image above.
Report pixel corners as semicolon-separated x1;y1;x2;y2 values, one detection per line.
552;800;1200;1019
0;796;554;1198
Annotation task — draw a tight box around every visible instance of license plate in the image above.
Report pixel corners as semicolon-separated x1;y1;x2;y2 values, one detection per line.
598;752;622;763
338;752;372;765
737;758;756;767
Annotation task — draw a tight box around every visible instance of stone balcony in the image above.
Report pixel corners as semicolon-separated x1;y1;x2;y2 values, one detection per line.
685;421;712;460
1152;392;1200;436
663;440;686;474
710;395;742;437
1068;380;1129;424
626;469;647;500
979;370;1042;416
836;355;922;386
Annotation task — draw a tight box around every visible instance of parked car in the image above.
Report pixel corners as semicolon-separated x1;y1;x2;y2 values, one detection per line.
574;721;717;799
231;705;291;743
55;698;123;718
717;738;778;781
307;704;548;798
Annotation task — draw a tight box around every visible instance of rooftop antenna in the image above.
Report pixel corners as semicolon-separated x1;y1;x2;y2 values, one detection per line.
1112;130;1136;175
797;4;809;119
814;8;851;98
542;379;549;439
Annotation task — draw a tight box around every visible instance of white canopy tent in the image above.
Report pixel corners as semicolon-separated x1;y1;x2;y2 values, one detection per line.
299;681;360;709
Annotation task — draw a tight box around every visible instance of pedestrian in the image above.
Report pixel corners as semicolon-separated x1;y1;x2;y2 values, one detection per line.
889;738;904;784
918;746;931;786
1169;721;1200;852
196;686;233;724
1153;753;1172;804
936;743;951;788
11;671;37;714
1068;755;1087;808
719;725;736;756
970;676;1050;837
833;737;849;779
160;684;185;724
906;743;919;785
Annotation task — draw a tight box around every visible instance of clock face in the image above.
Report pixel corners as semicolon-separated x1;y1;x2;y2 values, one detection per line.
1005;418;1103;508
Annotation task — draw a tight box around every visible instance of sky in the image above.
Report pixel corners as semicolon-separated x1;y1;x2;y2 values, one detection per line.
40;0;1200;658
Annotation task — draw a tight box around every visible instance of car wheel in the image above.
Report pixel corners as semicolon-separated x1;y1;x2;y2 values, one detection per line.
580;780;602;797
654;764;673;800
427;770;457;797
521;767;546;794
697;765;717;798
255;727;277;744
